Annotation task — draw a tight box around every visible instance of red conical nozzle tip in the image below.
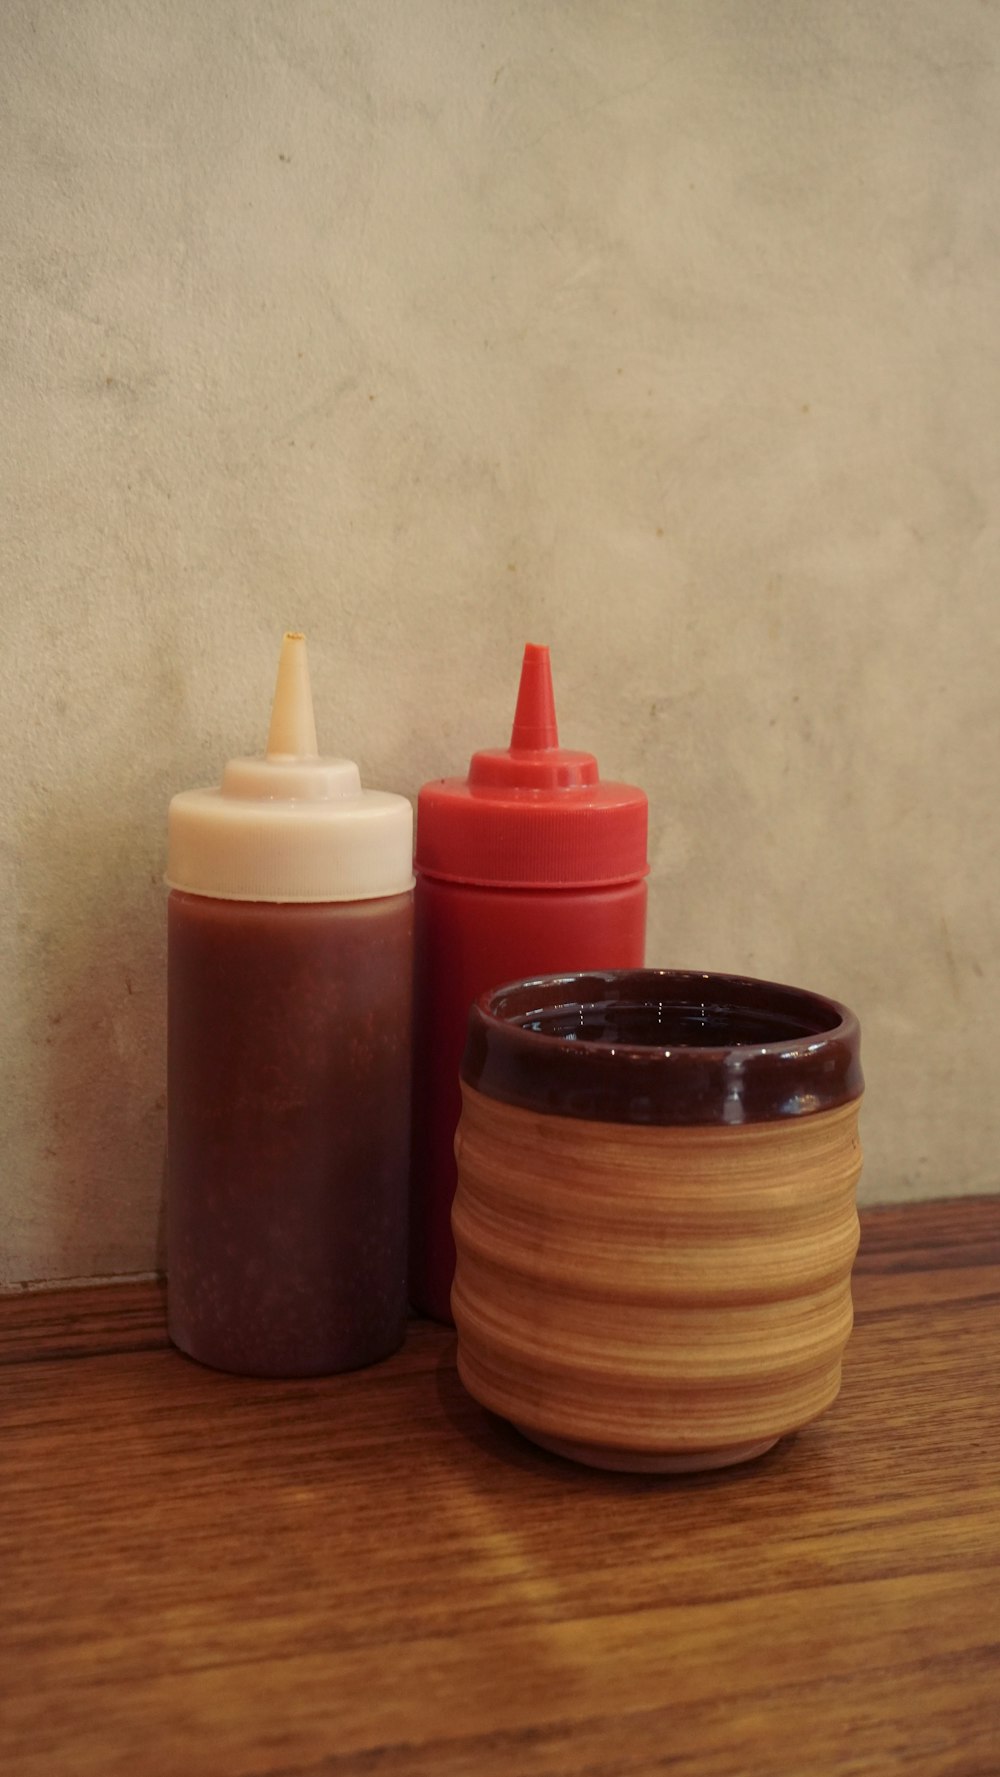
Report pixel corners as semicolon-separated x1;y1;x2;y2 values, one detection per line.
510;643;559;751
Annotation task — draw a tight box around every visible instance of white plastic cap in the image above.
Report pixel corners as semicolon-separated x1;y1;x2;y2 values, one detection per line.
166;633;414;904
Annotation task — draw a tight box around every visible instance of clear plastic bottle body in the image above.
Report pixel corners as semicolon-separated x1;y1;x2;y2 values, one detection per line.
167;888;413;1377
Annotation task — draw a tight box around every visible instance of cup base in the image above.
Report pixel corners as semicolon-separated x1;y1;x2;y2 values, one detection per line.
514;1426;781;1474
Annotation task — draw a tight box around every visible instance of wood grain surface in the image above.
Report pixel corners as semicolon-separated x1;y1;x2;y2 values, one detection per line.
2;1198;999;1777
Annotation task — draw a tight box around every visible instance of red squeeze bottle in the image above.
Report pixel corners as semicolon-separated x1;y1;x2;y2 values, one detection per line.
410;642;649;1322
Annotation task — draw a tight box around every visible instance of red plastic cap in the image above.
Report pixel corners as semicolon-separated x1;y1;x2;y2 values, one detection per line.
416;644;648;889
510;642;559;750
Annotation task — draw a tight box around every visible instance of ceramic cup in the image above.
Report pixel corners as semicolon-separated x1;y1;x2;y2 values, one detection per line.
452;968;863;1472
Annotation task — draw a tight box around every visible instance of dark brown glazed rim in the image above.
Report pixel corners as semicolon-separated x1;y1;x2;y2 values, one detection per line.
460;969;863;1126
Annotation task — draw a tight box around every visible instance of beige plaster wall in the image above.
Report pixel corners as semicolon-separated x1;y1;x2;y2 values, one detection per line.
2;0;998;1286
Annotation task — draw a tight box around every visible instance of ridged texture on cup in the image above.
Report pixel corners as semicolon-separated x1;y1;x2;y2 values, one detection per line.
452;1085;863;1460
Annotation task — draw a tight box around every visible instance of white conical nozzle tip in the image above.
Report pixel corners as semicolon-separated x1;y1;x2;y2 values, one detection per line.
267;631;319;758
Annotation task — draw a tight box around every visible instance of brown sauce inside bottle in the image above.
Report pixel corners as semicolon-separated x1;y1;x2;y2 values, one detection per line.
167;889;413;1377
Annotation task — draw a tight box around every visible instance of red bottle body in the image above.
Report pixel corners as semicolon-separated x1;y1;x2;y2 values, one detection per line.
409;873;647;1322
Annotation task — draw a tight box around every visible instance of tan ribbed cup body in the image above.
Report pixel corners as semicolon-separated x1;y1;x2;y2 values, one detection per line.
453;1086;863;1470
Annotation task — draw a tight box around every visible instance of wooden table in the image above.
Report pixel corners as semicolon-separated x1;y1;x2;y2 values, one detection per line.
3;1200;999;1776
